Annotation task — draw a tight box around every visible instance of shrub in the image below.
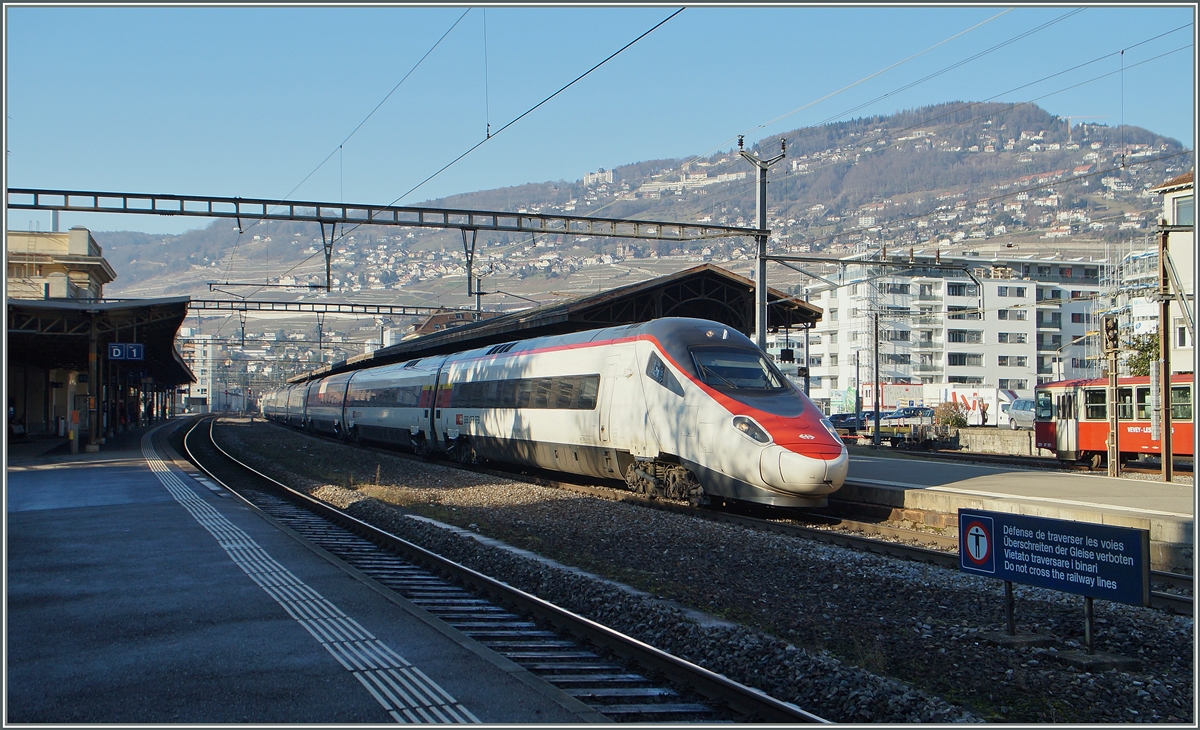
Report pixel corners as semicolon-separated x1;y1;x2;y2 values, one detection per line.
934;401;969;428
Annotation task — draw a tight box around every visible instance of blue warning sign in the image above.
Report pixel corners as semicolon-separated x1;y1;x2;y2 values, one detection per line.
959;509;1150;606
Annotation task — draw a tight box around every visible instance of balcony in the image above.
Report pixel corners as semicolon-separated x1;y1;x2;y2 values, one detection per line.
1036;319;1062;330
917;293;942;301
915;362;944;372
913;340;944;349
914;316;941;325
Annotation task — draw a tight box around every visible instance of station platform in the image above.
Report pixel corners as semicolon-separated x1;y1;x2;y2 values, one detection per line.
5;419;601;724
836;450;1194;572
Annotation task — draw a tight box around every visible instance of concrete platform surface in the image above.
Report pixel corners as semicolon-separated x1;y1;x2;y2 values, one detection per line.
839;451;1194;571
6;421;598;724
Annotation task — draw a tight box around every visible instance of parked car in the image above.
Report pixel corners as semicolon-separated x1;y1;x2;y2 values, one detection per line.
1008;398;1036;430
827;412;862;431
881;406;934;421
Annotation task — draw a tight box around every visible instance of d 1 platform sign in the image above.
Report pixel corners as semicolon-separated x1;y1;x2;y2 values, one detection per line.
958;509;1150;607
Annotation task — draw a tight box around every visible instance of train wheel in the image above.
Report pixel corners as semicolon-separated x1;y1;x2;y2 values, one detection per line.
624;464;652;495
453;440;476;465
1087;452;1103;470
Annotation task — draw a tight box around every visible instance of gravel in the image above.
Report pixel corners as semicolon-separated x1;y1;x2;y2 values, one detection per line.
217;418;1194;723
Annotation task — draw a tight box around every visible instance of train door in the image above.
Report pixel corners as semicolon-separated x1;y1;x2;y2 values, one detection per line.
599;356;622;444
1054;388;1078;460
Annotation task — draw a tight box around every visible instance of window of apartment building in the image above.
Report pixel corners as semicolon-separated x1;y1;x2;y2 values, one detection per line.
1070;312;1091;323
1038;265;1051;277
850;284;860;295
997;308;1027;321
1037;312;1061;326
948;330;983;343
809;356;823;367
885;283;911;294
827;377;838;389
883;329;910;341
810;376;822;388
947;353;983;366
918;330;934;343
997;332;1027;344
829;309;838;321
948;376;984;384
1069;291;1088;299
829;354;838;366
1071;357;1092;369
997;286;1026;297
829;332;838;344
850;331;859;341
998;378;1028;390
998;355;1028;367
948;306;981;320
1177;319;1193;348
947;283;978;296
919;283;937;297
1059;267;1073;277
887;353;911;364
851;307;860;318
1175;194;1194;226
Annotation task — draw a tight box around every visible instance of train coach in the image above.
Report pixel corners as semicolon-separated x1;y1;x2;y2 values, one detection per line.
262;317;848;508
1035;373;1194;468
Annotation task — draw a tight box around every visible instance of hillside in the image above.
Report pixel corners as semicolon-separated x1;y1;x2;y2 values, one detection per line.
98;101;1191;301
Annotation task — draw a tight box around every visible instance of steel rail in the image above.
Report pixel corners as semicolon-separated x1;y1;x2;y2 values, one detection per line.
186;417;827;724
417;451;1195;615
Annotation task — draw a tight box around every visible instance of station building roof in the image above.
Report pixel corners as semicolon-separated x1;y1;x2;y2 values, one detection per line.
7;296;195;388
294;263;821;383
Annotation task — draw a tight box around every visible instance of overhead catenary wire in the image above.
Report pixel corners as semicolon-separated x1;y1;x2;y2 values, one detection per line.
584;7;1092;227
680;39;1192;230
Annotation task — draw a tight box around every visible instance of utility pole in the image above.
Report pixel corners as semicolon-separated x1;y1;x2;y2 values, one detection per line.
873;311;881;449
1103;314;1120;477
1157;228;1173;482
739;135;785;351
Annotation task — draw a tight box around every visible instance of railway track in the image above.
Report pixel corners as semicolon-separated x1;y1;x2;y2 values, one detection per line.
177;417;825;724
235;417;1194;617
531;477;1194;615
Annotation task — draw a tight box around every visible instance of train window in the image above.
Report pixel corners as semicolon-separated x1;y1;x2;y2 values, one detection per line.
1083;389;1106;420
690;346;788;391
645;352;684;397
1035;392;1054;420
1170;385;1192;421
1135;387;1151;420
1117;388;1133;420
449;375;600;410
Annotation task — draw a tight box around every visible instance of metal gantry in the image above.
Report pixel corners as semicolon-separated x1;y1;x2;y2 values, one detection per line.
8;187;765;293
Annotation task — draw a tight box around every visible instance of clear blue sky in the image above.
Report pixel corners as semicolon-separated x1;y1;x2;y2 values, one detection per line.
5;5;1195;235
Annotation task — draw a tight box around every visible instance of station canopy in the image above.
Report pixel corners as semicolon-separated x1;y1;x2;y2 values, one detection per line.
7;296;195;387
297;263;820;382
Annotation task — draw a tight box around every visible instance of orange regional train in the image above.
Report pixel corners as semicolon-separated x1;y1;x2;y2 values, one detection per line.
1034;374;1195;468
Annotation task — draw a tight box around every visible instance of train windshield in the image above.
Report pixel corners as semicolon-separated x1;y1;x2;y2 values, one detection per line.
1035;392;1054;420
689;347;790;392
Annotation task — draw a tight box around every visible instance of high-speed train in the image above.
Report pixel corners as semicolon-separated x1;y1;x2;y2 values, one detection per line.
262;317;848;508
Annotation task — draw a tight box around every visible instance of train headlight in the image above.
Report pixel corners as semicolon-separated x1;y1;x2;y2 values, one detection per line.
819;417;840;440
732;416;772;444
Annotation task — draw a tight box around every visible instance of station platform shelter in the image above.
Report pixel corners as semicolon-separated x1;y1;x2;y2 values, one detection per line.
6;296;194;453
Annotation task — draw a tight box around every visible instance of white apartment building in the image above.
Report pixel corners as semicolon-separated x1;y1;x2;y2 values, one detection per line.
178;329;219;412
1154;172;1194;371
764;253;1104;414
